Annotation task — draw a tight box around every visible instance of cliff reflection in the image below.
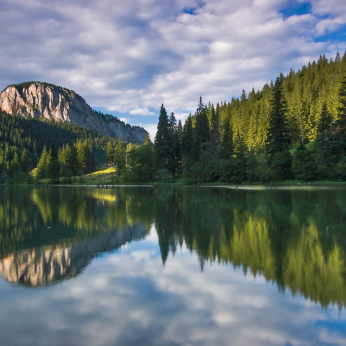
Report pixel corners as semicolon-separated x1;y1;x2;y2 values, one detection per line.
0;186;346;308
0;187;150;286
0;224;147;286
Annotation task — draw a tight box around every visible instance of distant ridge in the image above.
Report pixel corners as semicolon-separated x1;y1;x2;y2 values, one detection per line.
0;81;147;144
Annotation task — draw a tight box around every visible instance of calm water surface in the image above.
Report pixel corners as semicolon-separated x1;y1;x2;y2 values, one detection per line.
0;186;346;346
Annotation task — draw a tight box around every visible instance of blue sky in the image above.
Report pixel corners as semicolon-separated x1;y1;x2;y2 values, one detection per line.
1;0;346;139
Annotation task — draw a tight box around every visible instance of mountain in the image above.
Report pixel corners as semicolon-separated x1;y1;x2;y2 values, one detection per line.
0;223;147;287
0;82;147;144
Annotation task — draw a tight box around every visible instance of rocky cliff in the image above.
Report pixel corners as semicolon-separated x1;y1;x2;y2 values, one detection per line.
0;82;147;144
0;223;147;287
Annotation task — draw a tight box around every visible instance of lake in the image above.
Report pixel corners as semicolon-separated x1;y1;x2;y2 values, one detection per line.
0;186;346;345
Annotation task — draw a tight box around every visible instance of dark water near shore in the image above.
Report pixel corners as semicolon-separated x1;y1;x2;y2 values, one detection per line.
0;186;346;345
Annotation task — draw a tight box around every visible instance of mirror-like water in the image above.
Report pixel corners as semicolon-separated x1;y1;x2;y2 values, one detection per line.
0;186;346;345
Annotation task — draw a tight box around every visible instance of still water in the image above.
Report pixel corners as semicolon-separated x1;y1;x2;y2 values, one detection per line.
0;186;346;345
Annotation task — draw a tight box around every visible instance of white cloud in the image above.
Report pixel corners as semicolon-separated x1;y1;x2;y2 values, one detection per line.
119;117;128;123
139;123;157;142
129;107;155;116
0;0;345;133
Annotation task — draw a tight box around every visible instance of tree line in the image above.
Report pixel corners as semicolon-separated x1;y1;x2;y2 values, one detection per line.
0;111;112;183
150;52;346;183
102;51;346;183
2;51;346;183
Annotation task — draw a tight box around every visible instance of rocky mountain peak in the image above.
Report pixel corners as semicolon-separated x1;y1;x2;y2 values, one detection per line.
0;82;147;144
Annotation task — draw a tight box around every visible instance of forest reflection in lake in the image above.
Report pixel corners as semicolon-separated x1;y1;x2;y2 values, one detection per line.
0;186;345;345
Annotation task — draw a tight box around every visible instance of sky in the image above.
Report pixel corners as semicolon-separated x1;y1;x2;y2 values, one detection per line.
1;0;346;140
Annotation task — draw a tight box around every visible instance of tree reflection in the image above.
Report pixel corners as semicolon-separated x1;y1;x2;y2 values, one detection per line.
0;186;346;308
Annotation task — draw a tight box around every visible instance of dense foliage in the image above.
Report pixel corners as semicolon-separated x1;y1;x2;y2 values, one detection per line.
146;51;346;183
0;110;112;183
2;51;346;183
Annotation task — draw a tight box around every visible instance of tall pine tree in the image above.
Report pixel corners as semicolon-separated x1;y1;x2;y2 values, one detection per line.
154;104;173;172
266;76;292;180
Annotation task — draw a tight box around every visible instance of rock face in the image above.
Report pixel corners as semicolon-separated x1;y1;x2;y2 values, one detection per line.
0;224;147;287
0;82;147;144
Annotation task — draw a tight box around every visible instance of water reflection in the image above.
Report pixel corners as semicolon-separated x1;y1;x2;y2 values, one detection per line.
0;224;147;286
0;186;346;310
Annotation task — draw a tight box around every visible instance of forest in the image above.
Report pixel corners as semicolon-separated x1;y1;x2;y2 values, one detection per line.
1;51;346;184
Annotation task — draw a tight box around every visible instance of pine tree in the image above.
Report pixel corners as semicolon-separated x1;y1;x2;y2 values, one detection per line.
292;143;316;180
76;140;89;175
168;112;177;174
144;133;151;145
20;149;31;173
232;132;247;183
63;143;73;172
11;153;20;173
70;145;79;175
219;113;233;160
337;72;346;127
334;73;346;167
182;115;193;162
266;77;292;180
114;138;126;175
85;141;97;176
46;143;60;182
136;135;155;182
36;146;48;179
193;97;210;161
154;104;173;171
317;102;332;134
173;120;183;176
106;140;114;167
210;104;220;154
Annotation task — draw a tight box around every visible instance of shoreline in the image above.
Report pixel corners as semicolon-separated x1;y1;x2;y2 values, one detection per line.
1;182;345;190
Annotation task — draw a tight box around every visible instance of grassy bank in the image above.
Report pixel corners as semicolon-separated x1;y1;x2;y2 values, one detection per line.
30;166;346;187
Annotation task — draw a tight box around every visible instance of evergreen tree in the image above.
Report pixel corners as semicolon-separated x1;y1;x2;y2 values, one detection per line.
334;73;346;167
210;104;220;154
46;143;60;182
182;115;193;162
317;102;332;134
232;132;247;183
36;146;48;179
114;138;126;176
193;97;210;161
10;153;20;175
70;145;79;175
85;141;97;176
135;135;155;182
154;104;173;171
173;120;183;176
266;77;292;180
76;140;90;175
219;112;233;160
106;140;114;167
292;143;316;180
339;74;346;118
63;144;74;172
144;133;151;145
20;149;31;173
168;112;177;174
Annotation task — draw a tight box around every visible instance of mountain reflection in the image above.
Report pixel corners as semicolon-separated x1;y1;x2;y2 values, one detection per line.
0;186;346;308
0;225;147;286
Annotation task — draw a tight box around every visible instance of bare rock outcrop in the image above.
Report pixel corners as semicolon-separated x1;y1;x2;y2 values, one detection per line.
0;82;147;144
0;223;147;287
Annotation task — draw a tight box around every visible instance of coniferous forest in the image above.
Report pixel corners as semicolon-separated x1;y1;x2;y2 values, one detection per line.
2;51;346;184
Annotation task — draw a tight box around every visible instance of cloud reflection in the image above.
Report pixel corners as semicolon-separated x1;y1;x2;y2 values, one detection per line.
0;230;345;346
